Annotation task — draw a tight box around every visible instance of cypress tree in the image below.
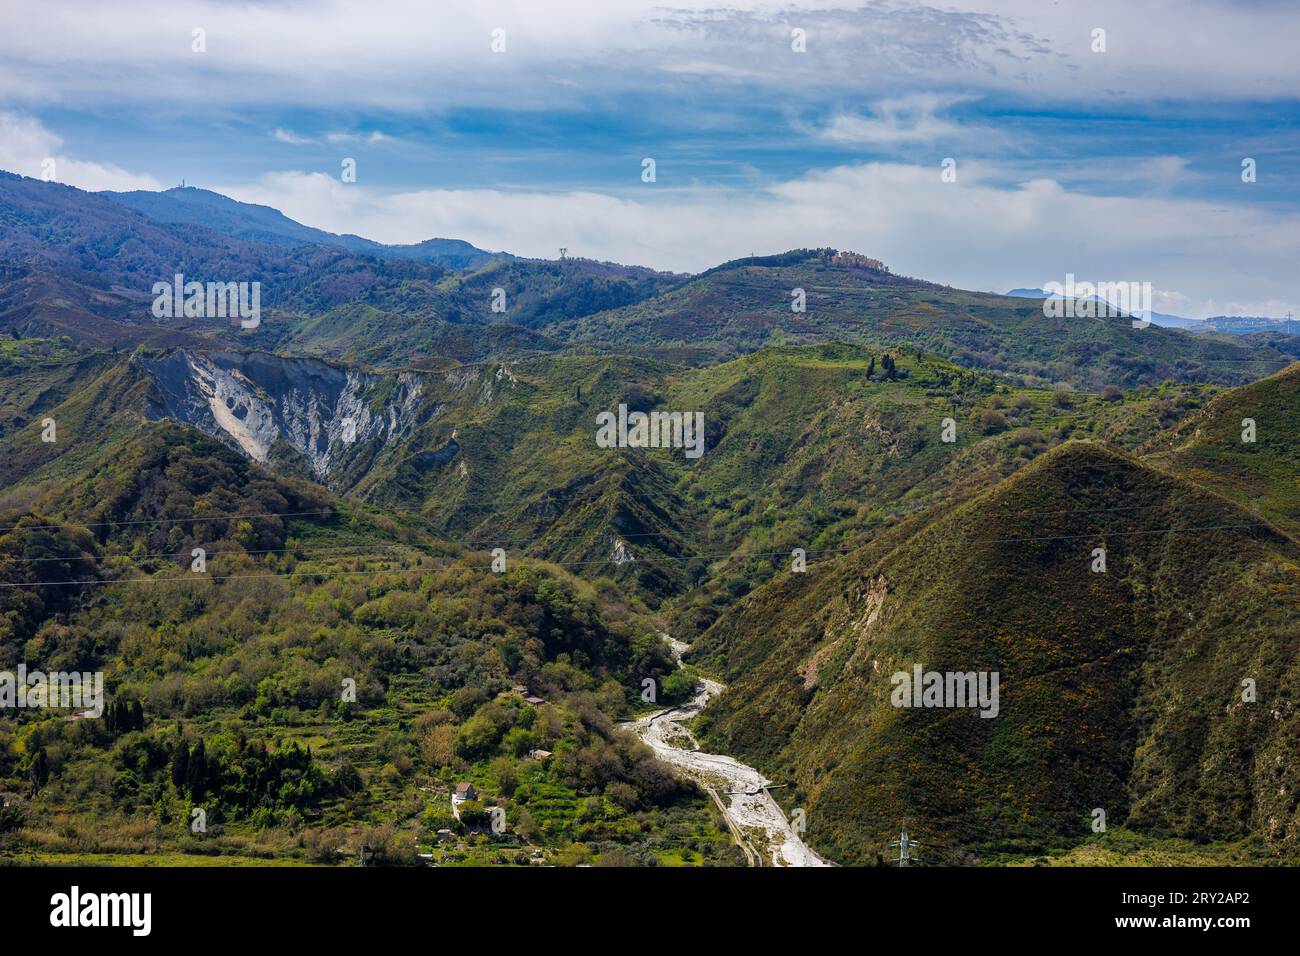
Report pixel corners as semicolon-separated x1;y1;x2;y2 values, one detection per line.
187;740;207;801
30;748;50;792
171;739;190;791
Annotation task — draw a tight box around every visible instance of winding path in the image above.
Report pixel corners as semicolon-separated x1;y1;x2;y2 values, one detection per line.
621;636;831;867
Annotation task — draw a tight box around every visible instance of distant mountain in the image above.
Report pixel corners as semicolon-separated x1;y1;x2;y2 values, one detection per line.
1003;287;1202;330
101;185;511;270
545;249;1298;389
1006;288;1300;336
0;171;310;293
1203;314;1300;335
3;172;1295;389
0;172;680;365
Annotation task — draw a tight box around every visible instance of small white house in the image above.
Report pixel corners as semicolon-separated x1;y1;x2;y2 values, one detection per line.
451;782;479;819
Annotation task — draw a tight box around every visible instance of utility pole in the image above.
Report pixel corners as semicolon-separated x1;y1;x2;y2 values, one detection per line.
558;247;567;260
889;825;920;866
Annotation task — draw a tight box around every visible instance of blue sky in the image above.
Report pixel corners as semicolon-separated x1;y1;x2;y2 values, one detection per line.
2;0;1299;317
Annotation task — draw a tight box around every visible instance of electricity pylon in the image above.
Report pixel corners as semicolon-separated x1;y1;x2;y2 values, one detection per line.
889;825;920;866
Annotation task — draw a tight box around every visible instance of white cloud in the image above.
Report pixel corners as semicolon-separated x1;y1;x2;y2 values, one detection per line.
0;111;163;191
2;1;1298;111
326;131;392;145
816;94;979;146
272;128;314;145
221;161;1300;319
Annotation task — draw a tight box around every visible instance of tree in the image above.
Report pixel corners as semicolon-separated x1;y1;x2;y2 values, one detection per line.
333;761;363;795
454;713;503;761
605;781;639;811
490;757;518;796
186;740;208;800
457;800;490;828
661;667;699;704
449;686;488;720
29;748;50;792
553;842;593;867
170;739;190;791
513;807;538;843
501;726;536;759
419;723;457;768
597;846;634;866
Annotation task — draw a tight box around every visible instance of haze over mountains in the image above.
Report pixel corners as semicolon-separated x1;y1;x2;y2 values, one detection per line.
1005;287;1300;335
1;167;1298;868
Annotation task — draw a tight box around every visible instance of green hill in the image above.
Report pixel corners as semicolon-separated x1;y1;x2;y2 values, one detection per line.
690;442;1300;864
0;421;737;866
2;341;1229;613
545;249;1296;390
1140;362;1300;534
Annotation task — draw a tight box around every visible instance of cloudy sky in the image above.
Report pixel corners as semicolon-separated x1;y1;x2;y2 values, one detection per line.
2;0;1298;317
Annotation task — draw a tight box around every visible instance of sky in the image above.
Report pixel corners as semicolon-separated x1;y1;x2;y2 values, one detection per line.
1;0;1298;318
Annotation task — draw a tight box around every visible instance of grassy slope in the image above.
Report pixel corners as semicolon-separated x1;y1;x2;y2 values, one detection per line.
691;442;1300;864
0;348;152;506
1;342;1225;610
1140;362;1300;535
346;344;1224;612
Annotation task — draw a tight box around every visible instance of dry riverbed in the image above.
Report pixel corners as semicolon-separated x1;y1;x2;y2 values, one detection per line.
620;636;830;867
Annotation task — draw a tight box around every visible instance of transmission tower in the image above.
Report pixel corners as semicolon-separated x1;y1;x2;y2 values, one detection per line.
889;825;920;866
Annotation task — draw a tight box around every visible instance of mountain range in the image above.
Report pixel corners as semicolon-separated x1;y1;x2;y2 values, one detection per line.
1;168;1296;867
102;185;512;270
1005;287;1300;335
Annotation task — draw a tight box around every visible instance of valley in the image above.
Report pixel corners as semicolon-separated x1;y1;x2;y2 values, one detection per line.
0;172;1297;869
621;635;829;866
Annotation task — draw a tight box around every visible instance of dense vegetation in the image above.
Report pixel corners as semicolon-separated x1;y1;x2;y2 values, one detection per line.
0;423;734;865
2;173;1298;866
691;441;1300;864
